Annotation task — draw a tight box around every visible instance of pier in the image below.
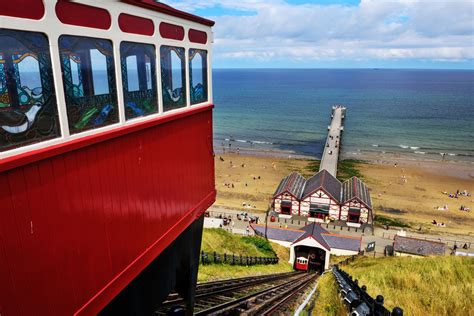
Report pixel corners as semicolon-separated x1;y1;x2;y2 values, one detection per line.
319;105;346;177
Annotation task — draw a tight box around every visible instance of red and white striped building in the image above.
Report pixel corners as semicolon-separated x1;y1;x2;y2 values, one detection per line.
272;170;373;225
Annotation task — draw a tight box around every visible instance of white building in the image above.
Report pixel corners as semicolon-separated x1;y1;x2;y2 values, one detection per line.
253;223;361;272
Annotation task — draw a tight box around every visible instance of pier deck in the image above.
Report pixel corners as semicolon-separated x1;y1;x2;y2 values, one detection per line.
320;105;346;177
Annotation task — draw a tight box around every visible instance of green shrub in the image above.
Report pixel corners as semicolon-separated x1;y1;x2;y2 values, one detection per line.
374;215;411;228
242;236;276;256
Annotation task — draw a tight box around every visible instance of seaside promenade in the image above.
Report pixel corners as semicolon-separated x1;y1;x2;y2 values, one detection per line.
319;105;346;177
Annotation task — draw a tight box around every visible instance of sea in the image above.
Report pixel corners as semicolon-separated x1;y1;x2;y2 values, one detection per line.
212;69;474;162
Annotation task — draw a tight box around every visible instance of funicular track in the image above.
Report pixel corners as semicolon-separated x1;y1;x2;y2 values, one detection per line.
156;271;318;315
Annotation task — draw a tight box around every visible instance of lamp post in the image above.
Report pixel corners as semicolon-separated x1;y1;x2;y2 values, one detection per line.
265;197;272;239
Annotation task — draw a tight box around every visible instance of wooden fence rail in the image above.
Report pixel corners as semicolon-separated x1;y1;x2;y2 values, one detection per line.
200;251;279;266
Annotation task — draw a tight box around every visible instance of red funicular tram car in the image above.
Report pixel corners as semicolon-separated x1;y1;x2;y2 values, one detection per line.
0;1;215;314
294;256;309;271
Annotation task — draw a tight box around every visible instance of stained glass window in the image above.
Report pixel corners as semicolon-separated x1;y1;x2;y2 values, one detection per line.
160;46;186;111
0;29;61;152
59;35;118;134
120;42;157;120
189;49;208;105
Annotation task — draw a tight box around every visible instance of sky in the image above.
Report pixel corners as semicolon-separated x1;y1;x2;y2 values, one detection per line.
164;0;474;69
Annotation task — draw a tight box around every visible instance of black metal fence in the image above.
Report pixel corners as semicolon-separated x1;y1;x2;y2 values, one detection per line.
200;251;279;266
332;265;403;316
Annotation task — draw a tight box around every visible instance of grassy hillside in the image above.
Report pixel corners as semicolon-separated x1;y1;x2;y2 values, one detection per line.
314;256;474;316
198;228;292;282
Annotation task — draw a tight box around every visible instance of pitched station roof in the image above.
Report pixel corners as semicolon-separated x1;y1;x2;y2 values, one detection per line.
252;223;361;253
302;169;341;201
393;235;446;256
342;177;372;208
322;234;361;252
273;172;306;198
252;224;304;242
296;223;332;250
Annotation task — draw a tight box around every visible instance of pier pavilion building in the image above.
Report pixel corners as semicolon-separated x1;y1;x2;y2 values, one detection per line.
272;170;373;225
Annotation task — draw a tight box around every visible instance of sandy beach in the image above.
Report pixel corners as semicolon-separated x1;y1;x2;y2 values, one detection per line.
214;152;474;236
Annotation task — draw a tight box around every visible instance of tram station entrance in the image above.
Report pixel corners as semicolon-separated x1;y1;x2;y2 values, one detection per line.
294;245;326;273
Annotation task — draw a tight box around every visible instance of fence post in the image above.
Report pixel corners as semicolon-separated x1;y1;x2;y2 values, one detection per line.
201;251;205;265
374;295;384;314
214;251;217;263
224;253;227;263
240;254;242;265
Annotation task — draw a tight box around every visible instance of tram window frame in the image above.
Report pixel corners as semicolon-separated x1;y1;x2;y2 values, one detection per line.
58;35;119;135
160;45;186;112
189;49;208;105
120;41;158;120
0;28;61;152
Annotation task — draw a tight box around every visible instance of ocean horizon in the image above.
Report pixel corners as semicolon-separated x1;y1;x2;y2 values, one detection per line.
212;68;474;162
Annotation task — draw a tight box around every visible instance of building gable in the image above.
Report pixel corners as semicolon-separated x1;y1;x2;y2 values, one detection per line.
302;170;341;202
292;235;331;251
342;177;372;209
273;172;306;199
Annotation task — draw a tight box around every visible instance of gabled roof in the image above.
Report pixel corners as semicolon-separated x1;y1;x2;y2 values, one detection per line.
293;223;361;253
393;235;446;256
273;172;306;199
301;169;341;201
251;224;305;242
295;223;331;250
342;177;372;208
254;223;361;253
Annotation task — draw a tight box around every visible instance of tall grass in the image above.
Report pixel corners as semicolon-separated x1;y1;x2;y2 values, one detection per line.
304;272;346;316
341;256;474;316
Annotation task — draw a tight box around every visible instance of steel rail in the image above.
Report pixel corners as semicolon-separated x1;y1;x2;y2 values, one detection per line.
194;273;315;315
156;271;303;312
258;273;318;315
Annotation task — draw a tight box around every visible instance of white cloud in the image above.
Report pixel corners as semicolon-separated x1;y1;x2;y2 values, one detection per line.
167;0;474;66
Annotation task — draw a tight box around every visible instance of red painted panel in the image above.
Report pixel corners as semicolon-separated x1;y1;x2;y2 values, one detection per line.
55;0;111;30
121;0;215;27
159;22;185;41
0;0;45;20
0;108;215;315
119;13;154;36
189;29;208;44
